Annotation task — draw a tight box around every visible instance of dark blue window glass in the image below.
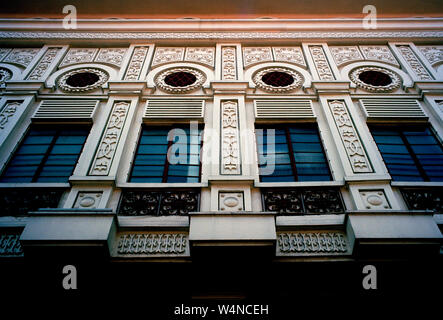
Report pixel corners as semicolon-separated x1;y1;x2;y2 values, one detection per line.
129;125;203;183
256;125;331;182
371;126;443;182
0;126;89;183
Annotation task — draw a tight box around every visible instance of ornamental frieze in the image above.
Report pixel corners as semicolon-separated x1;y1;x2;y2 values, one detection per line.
1;31;443;40
417;45;443;66
115;233;189;257
124;46;149;80
328;100;372;173
0;233;23;257
221;100;241;174
277;232;349;256
26;47;61;80
309;46;335;80
329;46;363;67
0;101;21;130
396;45;433;80
89;101;131;175
3;48;40;68
359;45;399;66
59;48;98;68
221;46;237;80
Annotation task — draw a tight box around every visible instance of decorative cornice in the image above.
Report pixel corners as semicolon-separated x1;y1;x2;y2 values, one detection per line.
0;31;443;41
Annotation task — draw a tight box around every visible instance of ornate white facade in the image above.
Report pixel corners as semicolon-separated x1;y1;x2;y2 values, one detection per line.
0;16;442;306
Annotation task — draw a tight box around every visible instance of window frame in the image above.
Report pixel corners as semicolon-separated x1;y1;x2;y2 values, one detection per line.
0;124;90;183
128;124;204;184
255;123;333;183
369;124;443;182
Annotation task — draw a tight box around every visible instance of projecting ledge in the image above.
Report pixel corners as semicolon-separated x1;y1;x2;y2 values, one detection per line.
20;209;116;247
189;212;276;244
346;211;442;258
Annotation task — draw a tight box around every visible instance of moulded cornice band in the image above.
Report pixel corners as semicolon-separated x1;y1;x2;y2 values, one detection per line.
1;31;443;41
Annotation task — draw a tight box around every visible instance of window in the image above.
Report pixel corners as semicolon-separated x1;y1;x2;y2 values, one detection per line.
370;126;443;181
0;126;89;183
256;124;331;182
129;125;203;183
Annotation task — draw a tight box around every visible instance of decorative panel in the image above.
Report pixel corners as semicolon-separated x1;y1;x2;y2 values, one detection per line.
329;46;363;66
242;47;273;68
73;192;103;209
359;99;427;120
0;232;23;257
94;48;127;67
89;101;130;175
151;47;185;67
272;47;306;67
262;188;344;215
144;99;204;119
328;100;372;173
0;189;65;216
59;48;98;68
0;48;12;61
221;100;241;174
33;99;99;120
118;190;200;216
254;99;314;119
308;46;335;80
3;48;40;68
396;45;433;80
401;188;443;213
0;101;22;130
417;46;443;66
359;45;399;66
184;47;215;67
219;192;244;212
0;67;12;86
124;46;149;80
277;232;349;256
359;190;391;209
221;46;237;80
26;47;62;80
115;232;189;257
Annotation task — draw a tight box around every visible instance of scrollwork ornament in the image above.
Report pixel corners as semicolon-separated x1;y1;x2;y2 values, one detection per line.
0;67;12;85
349;66;401;92
154;67;206;93
252;67;304;93
57;68;109;92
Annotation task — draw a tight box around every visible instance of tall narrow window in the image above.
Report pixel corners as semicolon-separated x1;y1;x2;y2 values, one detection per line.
256;124;331;182
370;126;443;181
0;126;89;183
129;125;203;183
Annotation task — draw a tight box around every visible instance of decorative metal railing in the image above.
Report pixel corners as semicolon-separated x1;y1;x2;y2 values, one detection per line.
0;188;65;216
401;188;442;213
262;188;345;215
118;189;200;216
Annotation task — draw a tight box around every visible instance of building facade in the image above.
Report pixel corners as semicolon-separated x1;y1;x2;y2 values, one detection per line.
0;16;442;309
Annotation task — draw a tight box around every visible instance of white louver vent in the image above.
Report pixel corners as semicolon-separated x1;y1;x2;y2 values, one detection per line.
359;99;427;121
33;100;98;121
254;100;315;119
144;100;204;119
